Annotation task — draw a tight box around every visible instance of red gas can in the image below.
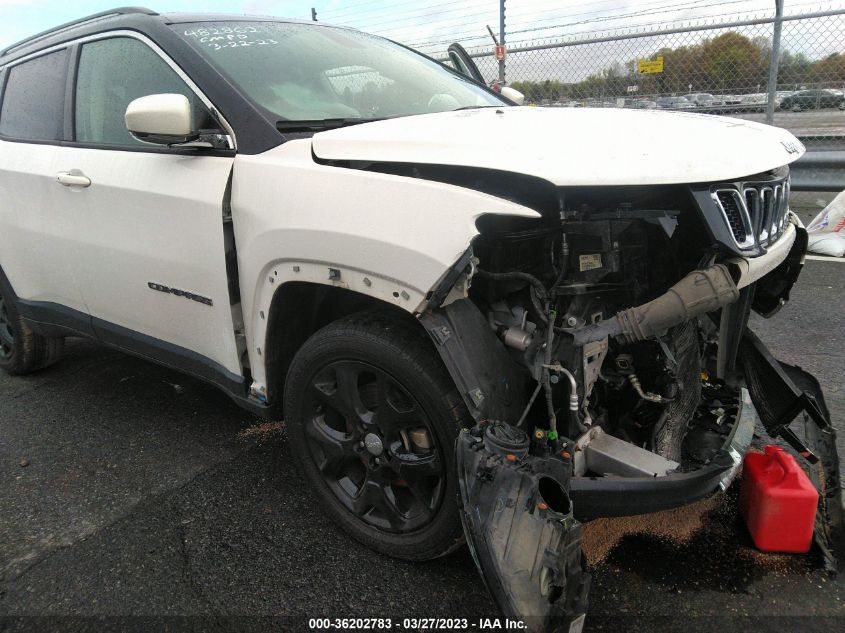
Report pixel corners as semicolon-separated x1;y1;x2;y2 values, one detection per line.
739;445;818;553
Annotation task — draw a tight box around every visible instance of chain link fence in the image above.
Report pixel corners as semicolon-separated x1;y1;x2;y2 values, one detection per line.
436;8;845;146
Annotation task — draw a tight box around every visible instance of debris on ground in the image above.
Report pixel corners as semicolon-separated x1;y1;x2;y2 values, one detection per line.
237;421;285;443
583;494;721;566
807;189;845;257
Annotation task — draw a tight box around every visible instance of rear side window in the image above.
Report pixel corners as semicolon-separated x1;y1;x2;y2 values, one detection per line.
75;37;210;147
0;49;68;141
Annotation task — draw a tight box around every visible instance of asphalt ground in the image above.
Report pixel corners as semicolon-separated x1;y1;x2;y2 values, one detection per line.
1;258;843;633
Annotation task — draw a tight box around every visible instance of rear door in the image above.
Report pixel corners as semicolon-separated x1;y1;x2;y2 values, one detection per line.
0;47;91;325
53;34;242;379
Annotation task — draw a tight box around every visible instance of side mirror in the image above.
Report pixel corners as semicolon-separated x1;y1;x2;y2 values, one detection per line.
125;94;198;145
500;86;525;106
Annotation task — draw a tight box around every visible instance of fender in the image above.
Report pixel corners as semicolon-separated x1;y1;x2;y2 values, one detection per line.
230;138;539;396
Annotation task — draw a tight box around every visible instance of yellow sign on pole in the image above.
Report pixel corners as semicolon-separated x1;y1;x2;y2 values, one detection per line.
638;56;664;74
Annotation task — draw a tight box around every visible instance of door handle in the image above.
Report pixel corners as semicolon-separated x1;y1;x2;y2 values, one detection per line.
56;171;91;188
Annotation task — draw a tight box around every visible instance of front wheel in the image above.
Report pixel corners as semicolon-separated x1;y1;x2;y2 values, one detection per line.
283;311;470;561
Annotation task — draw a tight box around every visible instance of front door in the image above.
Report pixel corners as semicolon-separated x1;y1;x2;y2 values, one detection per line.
53;35;242;379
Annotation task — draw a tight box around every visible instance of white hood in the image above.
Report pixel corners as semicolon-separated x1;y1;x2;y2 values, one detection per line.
311;107;805;186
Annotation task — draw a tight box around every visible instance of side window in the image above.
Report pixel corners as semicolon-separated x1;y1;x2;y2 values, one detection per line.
75;37;213;146
0;49;68;141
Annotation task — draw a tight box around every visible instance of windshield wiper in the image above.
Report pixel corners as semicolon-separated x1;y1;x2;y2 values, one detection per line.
452;105;503;111
276;118;384;133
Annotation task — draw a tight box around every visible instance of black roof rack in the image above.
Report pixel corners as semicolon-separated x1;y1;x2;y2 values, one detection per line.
0;7;158;58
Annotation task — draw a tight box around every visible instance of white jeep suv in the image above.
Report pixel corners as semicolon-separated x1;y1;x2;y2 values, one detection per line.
0;8;836;630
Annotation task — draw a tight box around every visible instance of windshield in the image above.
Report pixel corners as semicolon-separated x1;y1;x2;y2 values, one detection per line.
176;21;505;123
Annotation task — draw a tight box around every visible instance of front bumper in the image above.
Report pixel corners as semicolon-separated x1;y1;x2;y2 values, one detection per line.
569;388;758;520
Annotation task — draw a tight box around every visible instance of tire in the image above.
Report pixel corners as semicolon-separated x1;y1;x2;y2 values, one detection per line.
283;310;471;561
0;287;64;375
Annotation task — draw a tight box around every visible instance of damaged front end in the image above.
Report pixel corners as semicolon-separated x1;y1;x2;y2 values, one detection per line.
417;169;839;629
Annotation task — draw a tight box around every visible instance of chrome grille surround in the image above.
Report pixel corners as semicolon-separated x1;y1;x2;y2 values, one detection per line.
710;176;791;252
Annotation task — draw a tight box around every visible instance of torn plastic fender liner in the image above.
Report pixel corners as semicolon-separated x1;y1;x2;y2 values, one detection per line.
457;422;590;633
421;298;527;422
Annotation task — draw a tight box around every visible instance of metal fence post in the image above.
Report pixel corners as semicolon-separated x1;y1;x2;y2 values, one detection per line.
499;0;506;84
765;0;784;124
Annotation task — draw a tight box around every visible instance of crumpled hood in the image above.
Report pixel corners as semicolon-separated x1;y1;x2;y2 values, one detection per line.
311;107;805;186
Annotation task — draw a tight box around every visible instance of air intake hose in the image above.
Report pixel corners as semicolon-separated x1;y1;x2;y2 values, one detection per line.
572;264;739;346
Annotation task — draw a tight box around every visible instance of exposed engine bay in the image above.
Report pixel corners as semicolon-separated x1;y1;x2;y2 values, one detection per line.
470;186;728;467
432;184;761;480
417;177;838;632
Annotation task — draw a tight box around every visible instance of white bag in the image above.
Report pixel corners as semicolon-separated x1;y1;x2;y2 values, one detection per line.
806;190;845;257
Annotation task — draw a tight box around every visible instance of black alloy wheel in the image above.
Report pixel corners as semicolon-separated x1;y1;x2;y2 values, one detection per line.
301;359;445;533
284;311;470;560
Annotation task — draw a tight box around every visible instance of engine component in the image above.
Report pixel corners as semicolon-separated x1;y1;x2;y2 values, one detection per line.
543;362;579;412
581;338;608;399
502;326;533;351
457;422;590;633
628;373;667;403
612;353;668;403
571;263;739;346
487;300;536;351
573;426;680;477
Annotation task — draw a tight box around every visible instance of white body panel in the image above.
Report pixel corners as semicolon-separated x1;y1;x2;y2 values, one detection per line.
0;140;90;312
231;139;539;393
311;107;805;186
50;145;241;375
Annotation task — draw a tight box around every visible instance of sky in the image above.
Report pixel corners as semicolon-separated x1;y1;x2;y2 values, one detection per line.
1;0;843;83
2;0;843;50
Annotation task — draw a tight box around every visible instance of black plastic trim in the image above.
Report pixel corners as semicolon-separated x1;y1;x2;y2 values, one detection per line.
15;299;95;338
63;43;79;142
570;454;733;520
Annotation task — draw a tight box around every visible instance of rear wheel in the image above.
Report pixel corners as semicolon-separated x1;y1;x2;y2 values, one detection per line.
284;311;470;560
0;288;64;375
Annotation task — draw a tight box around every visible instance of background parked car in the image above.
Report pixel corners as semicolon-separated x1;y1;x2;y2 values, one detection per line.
779;89;844;111
684;92;723;107
656;95;696;110
741;93;767;105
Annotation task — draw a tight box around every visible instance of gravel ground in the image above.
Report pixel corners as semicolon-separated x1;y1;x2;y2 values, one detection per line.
0;259;843;632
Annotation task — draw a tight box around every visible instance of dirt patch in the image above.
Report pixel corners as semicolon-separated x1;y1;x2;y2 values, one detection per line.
237;421;286;443
585;485;815;597
583;493;721;566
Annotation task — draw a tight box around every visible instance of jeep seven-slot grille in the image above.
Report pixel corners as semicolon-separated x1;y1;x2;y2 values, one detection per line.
716;191;748;244
713;179;790;250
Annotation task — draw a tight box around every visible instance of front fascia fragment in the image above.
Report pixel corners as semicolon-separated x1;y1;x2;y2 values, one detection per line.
456;422;590;633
